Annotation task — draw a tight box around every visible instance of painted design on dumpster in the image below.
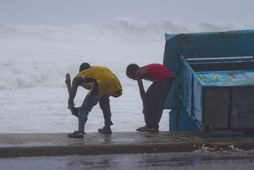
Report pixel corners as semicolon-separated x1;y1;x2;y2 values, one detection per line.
197;70;254;86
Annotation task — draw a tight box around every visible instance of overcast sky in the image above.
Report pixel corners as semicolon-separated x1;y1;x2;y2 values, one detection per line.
0;0;254;25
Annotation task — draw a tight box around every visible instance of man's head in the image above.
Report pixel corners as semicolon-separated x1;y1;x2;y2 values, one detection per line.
126;63;139;80
79;62;91;72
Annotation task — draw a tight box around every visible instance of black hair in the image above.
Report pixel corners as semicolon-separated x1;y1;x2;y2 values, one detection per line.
126;63;139;78
79;62;91;72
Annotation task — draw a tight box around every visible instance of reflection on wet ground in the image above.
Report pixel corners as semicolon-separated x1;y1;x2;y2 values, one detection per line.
1;151;254;170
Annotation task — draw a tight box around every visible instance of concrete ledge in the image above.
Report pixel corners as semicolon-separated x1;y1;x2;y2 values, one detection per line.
0;143;196;157
0;132;254;157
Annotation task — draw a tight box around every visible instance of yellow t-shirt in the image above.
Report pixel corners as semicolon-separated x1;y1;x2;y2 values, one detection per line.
76;66;122;97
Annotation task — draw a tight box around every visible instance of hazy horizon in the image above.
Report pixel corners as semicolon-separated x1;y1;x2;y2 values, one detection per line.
0;0;254;25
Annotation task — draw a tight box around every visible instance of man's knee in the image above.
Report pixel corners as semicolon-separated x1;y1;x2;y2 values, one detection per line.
80;94;99;112
78;108;89;117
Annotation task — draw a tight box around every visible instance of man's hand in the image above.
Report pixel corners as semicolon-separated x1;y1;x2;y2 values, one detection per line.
70;107;79;117
65;73;71;85
135;67;147;80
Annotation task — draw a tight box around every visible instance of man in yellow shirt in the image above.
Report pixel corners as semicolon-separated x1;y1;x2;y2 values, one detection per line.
65;62;122;138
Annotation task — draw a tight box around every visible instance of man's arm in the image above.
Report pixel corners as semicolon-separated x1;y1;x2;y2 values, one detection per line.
68;76;83;109
137;79;145;101
135;66;148;101
65;73;72;96
65;73;81;117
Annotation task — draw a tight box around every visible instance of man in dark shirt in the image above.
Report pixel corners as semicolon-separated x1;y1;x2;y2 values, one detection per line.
126;63;175;132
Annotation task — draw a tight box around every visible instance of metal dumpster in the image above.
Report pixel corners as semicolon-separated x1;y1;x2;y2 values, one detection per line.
182;55;254;131
163;30;254;132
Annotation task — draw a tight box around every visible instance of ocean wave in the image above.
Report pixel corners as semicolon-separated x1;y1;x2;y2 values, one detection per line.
0;64;56;90
0;20;251;42
0;19;253;90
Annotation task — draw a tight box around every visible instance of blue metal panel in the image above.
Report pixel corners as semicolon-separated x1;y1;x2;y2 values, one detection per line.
182;59;193;114
193;76;203;124
169;109;200;131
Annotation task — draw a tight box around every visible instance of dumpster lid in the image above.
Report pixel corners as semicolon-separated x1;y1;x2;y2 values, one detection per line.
163;30;254;73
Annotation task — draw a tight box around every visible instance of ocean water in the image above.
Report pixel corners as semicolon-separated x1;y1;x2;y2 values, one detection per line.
0;20;252;133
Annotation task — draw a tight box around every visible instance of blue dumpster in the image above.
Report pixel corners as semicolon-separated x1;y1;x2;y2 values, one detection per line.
163;30;254;132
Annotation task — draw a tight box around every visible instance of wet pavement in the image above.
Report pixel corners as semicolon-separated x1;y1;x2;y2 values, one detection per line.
0;131;254;157
0;151;254;170
1;131;254;169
